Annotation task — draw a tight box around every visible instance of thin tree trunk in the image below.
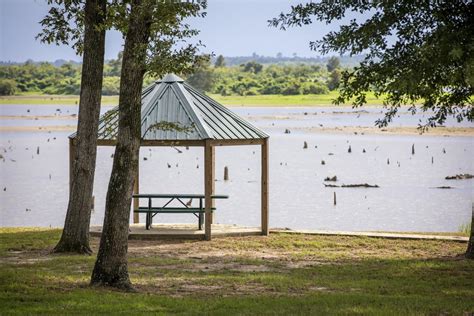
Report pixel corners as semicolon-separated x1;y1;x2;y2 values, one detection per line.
90;0;151;289
54;0;106;254
466;205;474;259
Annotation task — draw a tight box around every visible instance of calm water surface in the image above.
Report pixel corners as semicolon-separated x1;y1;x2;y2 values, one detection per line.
1;105;473;231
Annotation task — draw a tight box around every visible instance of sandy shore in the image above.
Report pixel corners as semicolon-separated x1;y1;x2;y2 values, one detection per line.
0;115;77;120
0;125;77;132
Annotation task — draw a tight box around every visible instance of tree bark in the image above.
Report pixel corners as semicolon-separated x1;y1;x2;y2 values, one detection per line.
53;0;106;254
90;0;151;290
466;205;474;259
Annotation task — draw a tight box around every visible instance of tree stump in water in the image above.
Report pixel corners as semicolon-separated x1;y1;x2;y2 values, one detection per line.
224;166;229;181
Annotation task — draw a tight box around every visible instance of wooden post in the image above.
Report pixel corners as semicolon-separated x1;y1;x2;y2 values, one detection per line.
204;140;215;240
69;138;76;196
261;138;269;236
211;146;215;224
133;167;139;223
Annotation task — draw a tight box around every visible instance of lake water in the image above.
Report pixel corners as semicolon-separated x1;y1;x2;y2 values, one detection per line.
1;105;473;232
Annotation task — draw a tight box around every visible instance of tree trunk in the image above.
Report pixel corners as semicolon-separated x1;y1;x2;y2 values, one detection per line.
90;0;151;290
466;205;474;259
53;0;106;254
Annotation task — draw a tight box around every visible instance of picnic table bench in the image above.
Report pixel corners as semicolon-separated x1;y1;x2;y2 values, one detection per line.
132;194;229;230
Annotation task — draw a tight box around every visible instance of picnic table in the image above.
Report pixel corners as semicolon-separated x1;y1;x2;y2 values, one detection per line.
132;193;229;230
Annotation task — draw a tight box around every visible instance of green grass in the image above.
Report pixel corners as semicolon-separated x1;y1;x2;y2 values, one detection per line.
1;228;473;315
0;91;385;107
459;222;472;235
210;91;386;107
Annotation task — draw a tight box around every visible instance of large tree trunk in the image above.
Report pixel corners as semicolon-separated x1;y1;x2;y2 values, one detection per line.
53;0;106;254
90;0;151;290
466;205;474;259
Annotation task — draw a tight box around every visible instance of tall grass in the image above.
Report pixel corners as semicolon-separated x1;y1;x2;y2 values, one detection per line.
459;222;472;236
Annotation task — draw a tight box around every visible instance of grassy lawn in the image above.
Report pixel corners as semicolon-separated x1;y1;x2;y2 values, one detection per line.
210;91;385;107
1;228;473;315
0;92;385;107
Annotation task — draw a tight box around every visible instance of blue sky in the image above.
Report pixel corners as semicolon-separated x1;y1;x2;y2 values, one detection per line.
0;0;347;62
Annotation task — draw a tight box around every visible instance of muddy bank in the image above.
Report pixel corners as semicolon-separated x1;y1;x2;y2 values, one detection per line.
290;126;474;137
0;115;77;120
0;125;76;132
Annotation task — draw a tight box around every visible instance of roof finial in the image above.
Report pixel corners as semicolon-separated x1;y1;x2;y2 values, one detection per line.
159;73;184;83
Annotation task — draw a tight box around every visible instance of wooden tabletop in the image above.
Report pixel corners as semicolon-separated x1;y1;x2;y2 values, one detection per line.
132;193;229;199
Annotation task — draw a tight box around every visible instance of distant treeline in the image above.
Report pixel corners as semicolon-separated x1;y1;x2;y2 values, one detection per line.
209;53;365;67
187;55;343;96
0;53;347;96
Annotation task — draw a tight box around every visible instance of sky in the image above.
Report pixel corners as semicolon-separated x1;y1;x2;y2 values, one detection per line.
0;0;348;62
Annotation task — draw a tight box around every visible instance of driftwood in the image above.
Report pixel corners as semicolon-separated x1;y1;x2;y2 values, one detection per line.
324;183;379;188
324;176;337;182
433;186;453;189
342;183;379;188
445;174;474;180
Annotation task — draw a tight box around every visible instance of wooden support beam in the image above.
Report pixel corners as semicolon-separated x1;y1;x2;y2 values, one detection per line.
69;138;76;196
210;138;265;147
141;139;205;147
96;138;267;148
133;167;139;224
261;138;269;236
204;140;215;240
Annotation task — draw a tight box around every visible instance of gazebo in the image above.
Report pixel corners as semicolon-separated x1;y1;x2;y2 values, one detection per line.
69;74;269;240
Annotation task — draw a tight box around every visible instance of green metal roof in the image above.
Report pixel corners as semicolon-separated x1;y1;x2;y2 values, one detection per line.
71;73;268;141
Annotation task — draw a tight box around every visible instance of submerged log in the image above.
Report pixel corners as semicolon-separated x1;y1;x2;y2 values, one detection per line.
325;183;379;188
445;174;474;180
342;183;379;188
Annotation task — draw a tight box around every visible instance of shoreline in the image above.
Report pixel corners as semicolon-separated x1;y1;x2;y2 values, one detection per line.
1;124;473;136
0;92;387;107
289;126;474;137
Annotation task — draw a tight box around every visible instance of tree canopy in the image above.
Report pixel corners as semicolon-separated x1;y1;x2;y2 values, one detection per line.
37;0;208;78
270;0;474;128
